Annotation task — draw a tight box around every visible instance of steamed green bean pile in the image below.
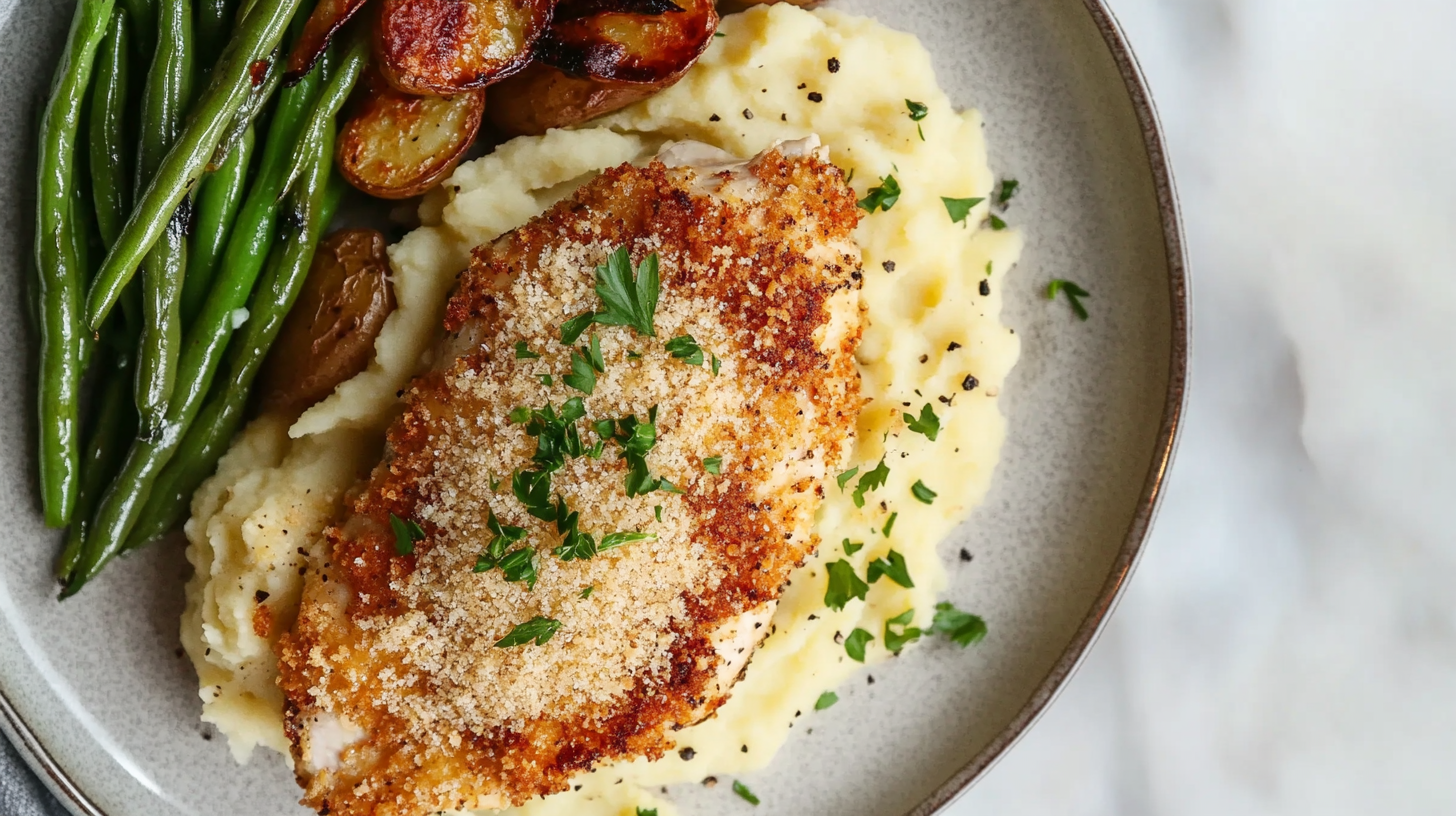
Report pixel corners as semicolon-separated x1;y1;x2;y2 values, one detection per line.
34;0;364;595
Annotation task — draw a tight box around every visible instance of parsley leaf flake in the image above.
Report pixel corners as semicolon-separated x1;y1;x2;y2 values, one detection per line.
844;628;874;662
932;602;988;646
824;560;869;610
904;403;940;440
867;549;914;588
495;616;561;648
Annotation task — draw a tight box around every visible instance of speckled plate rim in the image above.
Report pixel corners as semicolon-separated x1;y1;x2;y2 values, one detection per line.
906;1;1190;813
0;0;1190;813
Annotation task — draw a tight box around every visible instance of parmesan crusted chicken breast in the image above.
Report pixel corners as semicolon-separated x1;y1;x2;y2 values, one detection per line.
277;138;864;816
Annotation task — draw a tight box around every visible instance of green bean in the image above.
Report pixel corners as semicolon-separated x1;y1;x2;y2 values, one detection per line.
118;0;155;61
67;39;364;590
84;0;303;330
210;46;279;171
35;0;117;527
134;0;196;437
126;163;345;553
197;0;240;73
88;8;131;250
183;124;253;326
57;342;138;583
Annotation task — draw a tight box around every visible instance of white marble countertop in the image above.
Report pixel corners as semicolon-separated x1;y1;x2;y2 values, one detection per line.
949;0;1456;813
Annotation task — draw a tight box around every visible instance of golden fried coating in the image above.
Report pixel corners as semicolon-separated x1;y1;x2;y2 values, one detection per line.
277;142;863;816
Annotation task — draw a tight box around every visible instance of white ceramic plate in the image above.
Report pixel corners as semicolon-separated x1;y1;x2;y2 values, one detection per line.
0;1;1187;814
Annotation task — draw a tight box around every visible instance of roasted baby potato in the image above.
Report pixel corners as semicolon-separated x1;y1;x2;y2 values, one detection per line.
284;0;372;84
337;71;485;199
486;63;660;136
375;0;554;95
256;229;395;415
537;0;719;85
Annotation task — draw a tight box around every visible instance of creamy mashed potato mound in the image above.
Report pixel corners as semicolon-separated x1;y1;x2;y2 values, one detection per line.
181;5;1022;812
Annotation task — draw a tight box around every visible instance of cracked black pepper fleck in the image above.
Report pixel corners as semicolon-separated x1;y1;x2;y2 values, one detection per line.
980;279;991;296
709;113;720;122
742;109;754;119
828;57;841;72
962;374;979;391
882;260;896;272
808;91;823;102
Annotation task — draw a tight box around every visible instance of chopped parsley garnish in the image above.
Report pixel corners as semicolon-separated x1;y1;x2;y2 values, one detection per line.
654;505;663;522
911;480;938;504
881;512;898;537
844;628;874;662
703;456;722;474
495;616;561;648
711;353;721;376
659;478;684;494
851;458;889;508
564;346;599;394
814;691;839;710
513;469;557;522
857;175;901;213
518;398;588;472
823;560;868;610
1046;279;1090;321
903;403;940;440
560;249;661;341
637;809;658;816
842;538;863;555
836;467;859;490
389;513;425;555
475;508;528;569
713;31;725;38
905;99;928;139
732;780;760;806
606;411;674;497
560;311;595;345
626;349;642;360
989;213;1007;231
497;548;538;589
539;374;553;386
932;602;988;646
941;196;984;225
997;178;1020;205
883;609;923;653
867;549;914;588
986;260;994;277
514;341;540;359
665;334;705;366
553;533;597;562
580;585;594;599
594;247;660;337
601;530;656;551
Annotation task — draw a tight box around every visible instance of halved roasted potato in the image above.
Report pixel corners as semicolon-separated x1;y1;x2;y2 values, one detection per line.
256;229;395;415
375;0;554;95
537;0;719;85
486;62;660;136
337;71;485;198
284;0;372;84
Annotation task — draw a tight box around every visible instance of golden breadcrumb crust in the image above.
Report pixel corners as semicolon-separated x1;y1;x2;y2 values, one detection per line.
278;149;862;816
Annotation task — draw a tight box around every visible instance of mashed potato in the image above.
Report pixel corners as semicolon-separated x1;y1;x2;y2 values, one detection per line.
181;5;1022;812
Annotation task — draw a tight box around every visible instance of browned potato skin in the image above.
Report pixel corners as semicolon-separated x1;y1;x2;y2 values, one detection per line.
537;0;719;85
285;0;372;84
337;70;485;199
256;230;396;415
375;0;555;95
486;63;660;136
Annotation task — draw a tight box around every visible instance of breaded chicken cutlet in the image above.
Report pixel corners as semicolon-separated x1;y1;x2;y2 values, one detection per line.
277;138;864;816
